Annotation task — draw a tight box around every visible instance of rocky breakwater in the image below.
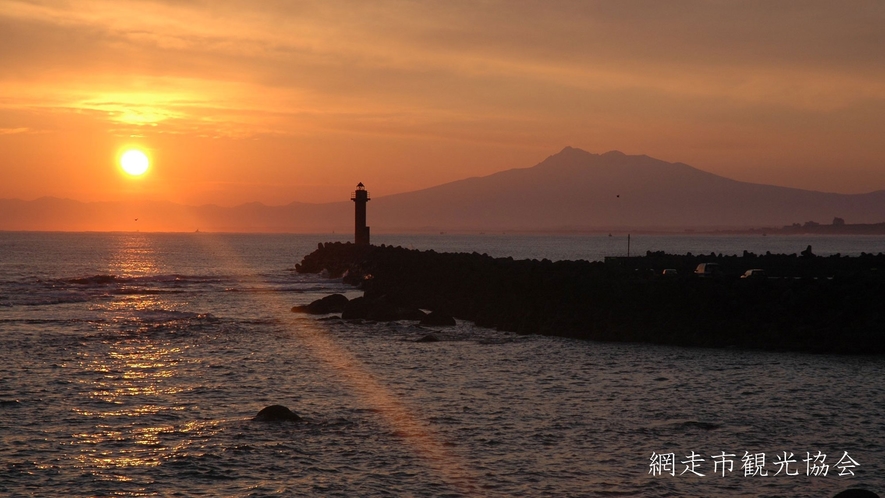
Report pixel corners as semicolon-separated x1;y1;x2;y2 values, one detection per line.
295;242;885;354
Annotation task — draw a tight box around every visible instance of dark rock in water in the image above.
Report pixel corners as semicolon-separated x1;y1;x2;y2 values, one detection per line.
309;293;349;313
834;490;880;498
253;405;301;422
291;293;349;314
343;295;425;321
342;296;369;319
365;298;399;321
420;311;456;326
416;334;439;343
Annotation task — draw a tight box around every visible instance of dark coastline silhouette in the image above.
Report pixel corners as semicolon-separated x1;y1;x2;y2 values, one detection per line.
296;242;885;355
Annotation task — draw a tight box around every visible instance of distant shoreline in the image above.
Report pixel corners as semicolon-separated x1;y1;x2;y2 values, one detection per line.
708;221;885;236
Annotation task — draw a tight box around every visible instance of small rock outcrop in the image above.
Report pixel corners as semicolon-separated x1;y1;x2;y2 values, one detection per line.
416;334;440;343
253;405;301;422
291;294;349;314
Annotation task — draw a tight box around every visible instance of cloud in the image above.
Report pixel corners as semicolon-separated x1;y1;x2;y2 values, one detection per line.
1;0;885;201
0;127;30;135
4;2;884;117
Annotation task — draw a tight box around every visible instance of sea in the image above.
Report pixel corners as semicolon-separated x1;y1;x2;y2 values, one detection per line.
1;231;883;497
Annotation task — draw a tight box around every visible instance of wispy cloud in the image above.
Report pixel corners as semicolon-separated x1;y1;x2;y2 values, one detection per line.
0;127;31;135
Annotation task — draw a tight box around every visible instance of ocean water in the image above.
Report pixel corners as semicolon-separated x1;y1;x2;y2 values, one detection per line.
1;232;883;497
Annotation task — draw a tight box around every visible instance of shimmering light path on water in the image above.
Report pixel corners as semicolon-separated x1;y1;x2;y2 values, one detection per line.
1;232;883;496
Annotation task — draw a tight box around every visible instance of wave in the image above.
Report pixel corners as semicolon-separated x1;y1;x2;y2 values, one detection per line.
1;270;344;309
63;274;227;286
111;287;186;296
67;274;131;285
121;309;211;320
0;273;232;306
224;286;309;293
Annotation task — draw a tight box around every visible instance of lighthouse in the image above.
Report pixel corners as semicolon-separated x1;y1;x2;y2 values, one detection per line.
351;182;370;245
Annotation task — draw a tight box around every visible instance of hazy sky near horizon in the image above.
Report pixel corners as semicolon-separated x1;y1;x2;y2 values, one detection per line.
2;0;884;206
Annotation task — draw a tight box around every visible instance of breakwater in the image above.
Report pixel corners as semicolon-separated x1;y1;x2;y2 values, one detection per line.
296;242;885;354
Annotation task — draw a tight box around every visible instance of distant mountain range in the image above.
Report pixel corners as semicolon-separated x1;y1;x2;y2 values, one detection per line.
3;147;885;232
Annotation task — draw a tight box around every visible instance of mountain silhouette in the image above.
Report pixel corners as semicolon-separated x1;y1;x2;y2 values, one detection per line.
370;147;885;230
2;147;884;232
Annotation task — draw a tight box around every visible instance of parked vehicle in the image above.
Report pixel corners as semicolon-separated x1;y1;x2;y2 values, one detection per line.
740;269;767;279
694;263;722;277
661;269;679;277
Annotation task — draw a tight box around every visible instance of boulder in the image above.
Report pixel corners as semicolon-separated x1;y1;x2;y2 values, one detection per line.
396;307;427;321
416;334;440;342
253;405;301;422
420;311;456;326
365;299;400;321
342;296;370;319
292;294;349;314
343;295;426;321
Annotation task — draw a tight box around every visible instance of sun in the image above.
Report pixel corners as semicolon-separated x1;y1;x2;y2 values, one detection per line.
120;149;150;176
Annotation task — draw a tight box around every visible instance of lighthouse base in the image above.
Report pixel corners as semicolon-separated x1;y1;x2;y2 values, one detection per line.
355;226;370;245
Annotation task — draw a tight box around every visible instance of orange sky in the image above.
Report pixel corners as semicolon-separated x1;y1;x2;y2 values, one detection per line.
2;1;885;206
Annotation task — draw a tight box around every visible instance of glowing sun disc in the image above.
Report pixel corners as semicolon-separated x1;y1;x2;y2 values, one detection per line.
121;150;150;176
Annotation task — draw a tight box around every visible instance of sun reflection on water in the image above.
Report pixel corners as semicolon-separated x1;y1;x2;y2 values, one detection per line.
71;337;193;472
68;233;480;492
106;234;161;279
68;234;206;474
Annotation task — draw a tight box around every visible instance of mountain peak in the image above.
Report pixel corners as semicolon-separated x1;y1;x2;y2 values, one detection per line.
554;145;582;156
548;146;593;163
555;147;625;158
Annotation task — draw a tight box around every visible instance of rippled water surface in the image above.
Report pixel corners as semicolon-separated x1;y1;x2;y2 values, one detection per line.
1;232;883;497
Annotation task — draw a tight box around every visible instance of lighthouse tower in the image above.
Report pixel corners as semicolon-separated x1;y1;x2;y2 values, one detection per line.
351;182;370;245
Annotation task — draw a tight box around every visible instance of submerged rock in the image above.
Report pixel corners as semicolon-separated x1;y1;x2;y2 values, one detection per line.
253;405;301;422
416;334;440;343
